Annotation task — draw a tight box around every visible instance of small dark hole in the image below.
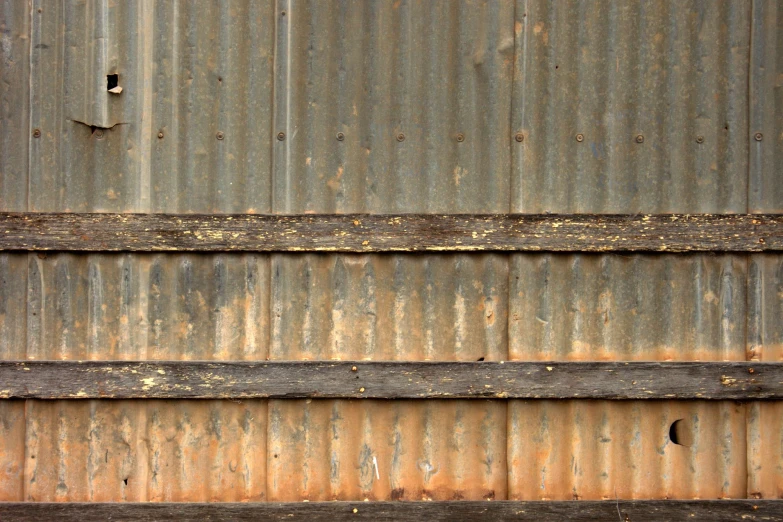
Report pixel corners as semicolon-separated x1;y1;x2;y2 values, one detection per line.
107;74;119;91
555;65;559;69
123;478;128;485
669;419;685;446
274;454;279;458
477;357;485;361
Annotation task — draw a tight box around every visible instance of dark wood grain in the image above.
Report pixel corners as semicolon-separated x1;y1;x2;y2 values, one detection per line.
0;500;779;521
0;361;779;400
0;213;780;252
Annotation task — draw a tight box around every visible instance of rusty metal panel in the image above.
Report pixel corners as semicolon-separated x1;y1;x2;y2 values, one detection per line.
23;400;267;502
749;0;783;213
271;254;508;361
512;0;750;213
0;255;28;360
28;0;275;213
748;255;783;499
0;1;30;212
150;0;275;214
509;254;748;361
17;253;270;361
0;401;25;501
268;400;506;501
508;401;747;500
272;0;514;214
0;0;781;506
748;402;783;499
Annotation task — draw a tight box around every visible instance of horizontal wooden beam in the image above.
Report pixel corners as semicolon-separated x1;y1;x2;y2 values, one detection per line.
0;501;779;521
0;361;779;400
0;213;780;252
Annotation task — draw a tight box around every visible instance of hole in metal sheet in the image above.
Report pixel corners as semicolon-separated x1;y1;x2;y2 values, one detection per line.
107;74;119;91
669;419;692;447
123;478;128;485
477;357;485;361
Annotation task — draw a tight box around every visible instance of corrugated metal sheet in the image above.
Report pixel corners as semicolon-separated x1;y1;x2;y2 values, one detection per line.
273;0;514;214
747;255;783;499
0;0;30;212
749;0;783;213
23;400;267;502
512;0;750;214
26;0;275;213
0;0;781;504
509;254;748;361
509;401;747;500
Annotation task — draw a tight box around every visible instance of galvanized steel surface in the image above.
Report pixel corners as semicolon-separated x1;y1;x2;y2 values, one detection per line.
0;0;781;503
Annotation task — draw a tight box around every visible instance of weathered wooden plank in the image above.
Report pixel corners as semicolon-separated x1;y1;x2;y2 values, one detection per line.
0;501;779;521
0;213;780;252
0;361;779;400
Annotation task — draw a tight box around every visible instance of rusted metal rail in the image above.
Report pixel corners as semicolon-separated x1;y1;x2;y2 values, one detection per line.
0;213;781;252
1;361;780;400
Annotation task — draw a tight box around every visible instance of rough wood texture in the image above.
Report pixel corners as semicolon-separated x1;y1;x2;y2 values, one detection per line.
0;501;779;521
0;361;779;400
0;213;781;252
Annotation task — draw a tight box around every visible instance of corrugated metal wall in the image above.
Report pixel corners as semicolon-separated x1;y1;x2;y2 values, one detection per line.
0;0;781;503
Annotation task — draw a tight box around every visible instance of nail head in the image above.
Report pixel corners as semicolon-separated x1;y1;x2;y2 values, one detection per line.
157;131;164;139
575;133;584;143
514;132;524;143
635;134;644;144
216;131;224;140
33;129;41;138
277;132;286;141
336;132;345;141
754;132;763;142
396;133;405;142
456;133;465;142
696;136;704;144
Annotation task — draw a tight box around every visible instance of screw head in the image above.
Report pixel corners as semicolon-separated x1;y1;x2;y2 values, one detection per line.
336;132;345;141
696;135;704;144
216;131;224;140
277;132;286;141
157;131;164;139
754;132;763;142
575;133;584;143
396;133;405;142
94;129;104;139
514;132;524;143
456;133;465;142
635;134;644;144
32;128;41;138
